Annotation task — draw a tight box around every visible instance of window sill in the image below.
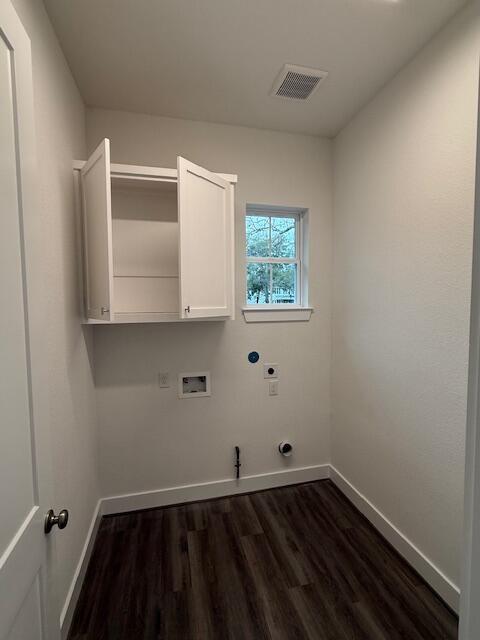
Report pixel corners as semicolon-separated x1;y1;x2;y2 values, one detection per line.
242;306;313;323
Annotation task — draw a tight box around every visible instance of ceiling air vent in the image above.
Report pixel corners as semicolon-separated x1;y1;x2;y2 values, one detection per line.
270;64;328;101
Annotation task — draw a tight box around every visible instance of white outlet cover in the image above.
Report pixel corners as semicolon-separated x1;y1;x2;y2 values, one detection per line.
264;363;279;379
158;372;170;388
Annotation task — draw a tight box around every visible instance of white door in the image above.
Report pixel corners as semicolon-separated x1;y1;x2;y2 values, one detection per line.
177;157;234;319
80;138;114;321
0;2;60;639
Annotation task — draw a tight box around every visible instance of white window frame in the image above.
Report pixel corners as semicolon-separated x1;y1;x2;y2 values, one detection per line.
243;204;312;322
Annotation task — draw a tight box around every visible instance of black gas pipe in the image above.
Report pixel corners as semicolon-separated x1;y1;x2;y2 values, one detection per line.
234;446;241;479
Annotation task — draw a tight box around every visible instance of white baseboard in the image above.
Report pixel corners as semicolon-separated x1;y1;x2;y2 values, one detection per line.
329;465;460;612
101;464;330;515
60;499;103;640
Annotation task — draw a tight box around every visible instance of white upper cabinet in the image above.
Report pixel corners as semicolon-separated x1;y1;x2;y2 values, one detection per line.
77;139;236;323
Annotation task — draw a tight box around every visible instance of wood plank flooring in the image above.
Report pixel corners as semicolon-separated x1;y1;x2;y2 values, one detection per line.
68;480;458;639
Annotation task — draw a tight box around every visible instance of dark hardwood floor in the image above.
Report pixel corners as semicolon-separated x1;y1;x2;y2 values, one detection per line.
68;480;458;639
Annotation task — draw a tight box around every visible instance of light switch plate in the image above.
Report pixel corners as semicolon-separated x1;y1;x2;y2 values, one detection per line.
264;363;279;379
269;380;279;396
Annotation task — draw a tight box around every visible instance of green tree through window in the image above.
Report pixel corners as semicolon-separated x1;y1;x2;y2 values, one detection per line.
246;214;298;304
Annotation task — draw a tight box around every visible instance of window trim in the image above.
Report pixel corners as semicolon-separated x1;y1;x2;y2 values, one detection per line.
242;306;313;323
243;204;311;322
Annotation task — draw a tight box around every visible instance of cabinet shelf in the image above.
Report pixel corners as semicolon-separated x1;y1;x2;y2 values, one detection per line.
110;175;178;192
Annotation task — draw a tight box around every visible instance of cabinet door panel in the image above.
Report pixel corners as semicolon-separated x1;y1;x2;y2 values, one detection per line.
178;157;233;319
80;138;113;321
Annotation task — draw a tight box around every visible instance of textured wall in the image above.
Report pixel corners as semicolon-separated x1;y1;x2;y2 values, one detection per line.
11;0;99;619
86;109;333;496
332;2;479;587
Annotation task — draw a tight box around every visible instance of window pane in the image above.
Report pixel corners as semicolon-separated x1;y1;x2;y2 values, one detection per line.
271;216;296;258
272;263;297;304
246;263;271;304
246;215;270;257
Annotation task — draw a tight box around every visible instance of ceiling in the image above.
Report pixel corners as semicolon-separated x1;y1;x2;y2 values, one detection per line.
44;0;468;137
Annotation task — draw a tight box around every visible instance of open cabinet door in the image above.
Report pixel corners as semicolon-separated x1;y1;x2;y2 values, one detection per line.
178;157;234;319
80;138;114;321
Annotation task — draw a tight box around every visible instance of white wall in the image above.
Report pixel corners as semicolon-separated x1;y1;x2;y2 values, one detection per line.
10;0;99;622
332;2;479;588
459;79;480;639
86;109;333;496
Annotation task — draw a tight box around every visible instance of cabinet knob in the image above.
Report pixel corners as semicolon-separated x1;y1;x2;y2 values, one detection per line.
185;305;190;314
101;306;109;315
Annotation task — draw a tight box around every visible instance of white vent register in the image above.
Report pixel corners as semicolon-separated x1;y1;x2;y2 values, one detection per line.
270;64;328;100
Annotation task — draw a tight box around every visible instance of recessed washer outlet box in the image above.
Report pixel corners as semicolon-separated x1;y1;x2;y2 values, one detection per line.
178;372;211;398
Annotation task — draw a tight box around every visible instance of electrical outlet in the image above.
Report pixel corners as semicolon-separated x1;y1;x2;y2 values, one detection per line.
269;380;279;396
158;372;170;388
264;363;279;379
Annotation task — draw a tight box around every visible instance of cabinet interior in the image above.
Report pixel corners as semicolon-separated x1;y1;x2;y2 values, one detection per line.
111;176;179;315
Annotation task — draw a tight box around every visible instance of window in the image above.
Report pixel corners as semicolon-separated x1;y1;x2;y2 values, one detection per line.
245;205;308;310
